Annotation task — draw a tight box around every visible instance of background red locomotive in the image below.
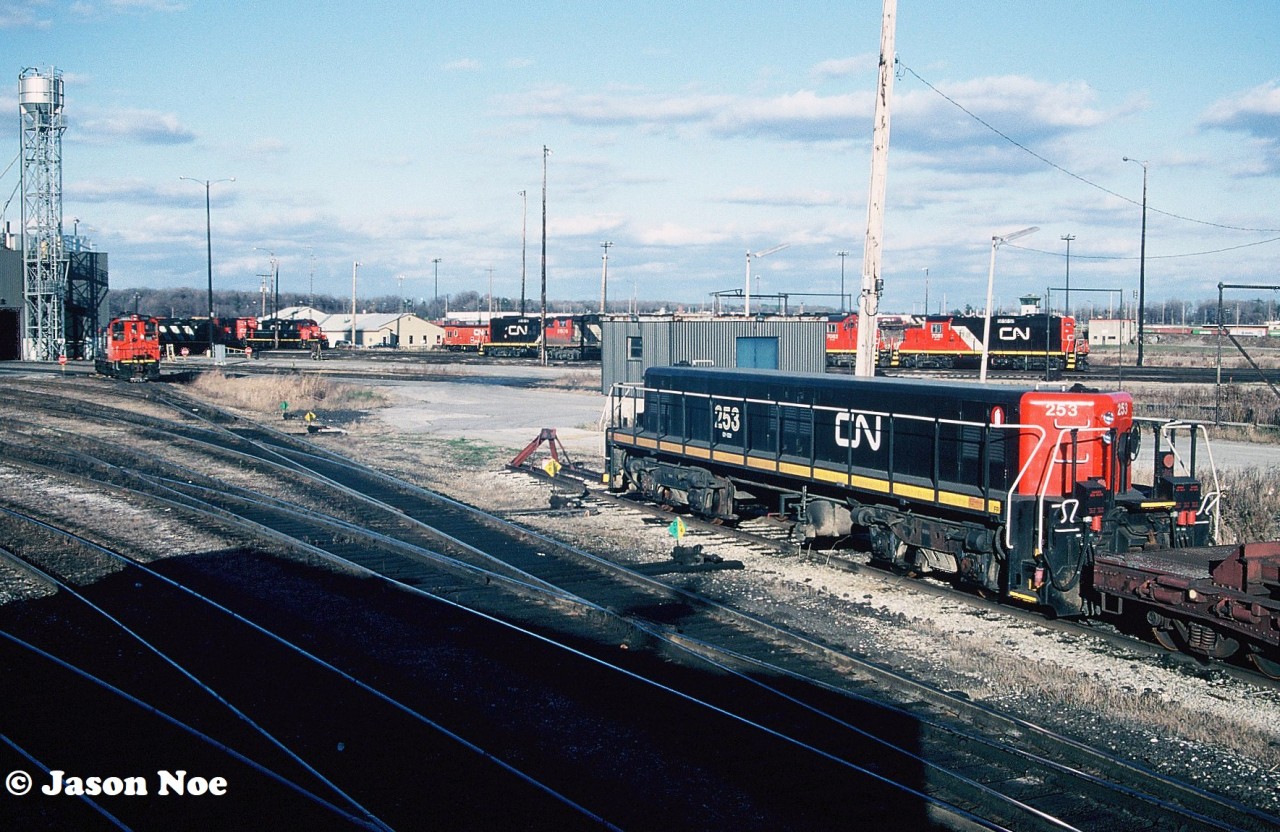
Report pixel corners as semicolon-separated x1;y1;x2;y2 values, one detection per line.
95;315;161;380
244;317;328;352
606;367;1280;676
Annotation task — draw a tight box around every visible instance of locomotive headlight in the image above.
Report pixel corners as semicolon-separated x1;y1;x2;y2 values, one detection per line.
1101;411;1115;426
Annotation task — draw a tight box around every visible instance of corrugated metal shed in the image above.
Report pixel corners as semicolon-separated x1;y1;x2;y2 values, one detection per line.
601;315;827;392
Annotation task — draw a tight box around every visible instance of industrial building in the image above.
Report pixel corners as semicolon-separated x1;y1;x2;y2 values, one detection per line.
600;314;827;392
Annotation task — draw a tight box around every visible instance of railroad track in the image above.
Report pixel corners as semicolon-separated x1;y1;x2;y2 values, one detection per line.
0;377;1276;830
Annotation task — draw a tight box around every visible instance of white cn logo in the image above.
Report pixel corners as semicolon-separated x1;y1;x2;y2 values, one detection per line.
506;324;529;336
998;325;1030;340
835;412;882;451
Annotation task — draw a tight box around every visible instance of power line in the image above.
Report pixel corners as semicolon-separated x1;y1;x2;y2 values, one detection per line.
897;60;1280;234
1009;234;1280;261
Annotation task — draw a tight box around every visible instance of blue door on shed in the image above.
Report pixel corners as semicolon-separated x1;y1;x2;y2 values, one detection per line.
736;336;779;369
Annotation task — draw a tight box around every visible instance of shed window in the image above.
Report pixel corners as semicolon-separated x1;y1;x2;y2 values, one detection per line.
627;336;643;360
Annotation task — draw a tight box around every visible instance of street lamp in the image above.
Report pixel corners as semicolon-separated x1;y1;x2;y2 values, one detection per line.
980;226;1039;382
180;176;234;351
432;258;441;310
1123;156;1148;367
921;267;930;316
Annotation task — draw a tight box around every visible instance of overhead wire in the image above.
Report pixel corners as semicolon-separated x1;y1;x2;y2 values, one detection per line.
896;60;1280;245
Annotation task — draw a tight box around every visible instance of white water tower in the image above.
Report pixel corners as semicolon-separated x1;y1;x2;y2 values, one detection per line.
19;66;68;361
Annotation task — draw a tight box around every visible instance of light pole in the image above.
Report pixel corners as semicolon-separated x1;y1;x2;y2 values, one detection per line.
350;261;360;347
921;267;929;316
396;274;405;346
836;251;849;312
180;176;234;351
519;190;527;315
432;258;441;311
1060;234;1075;315
254;246;279;348
1123;157;1148;367
980;226;1039;382
744;243;788;316
600;241;613;314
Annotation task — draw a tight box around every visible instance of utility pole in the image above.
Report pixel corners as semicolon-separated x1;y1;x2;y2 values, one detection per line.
540;146;550;366
519;190;527;315
600;241;613;314
486;267;495;315
397;274;404;346
1123;157;1148;366
350;261;360;347
856;0;896;377
1061;234;1075;315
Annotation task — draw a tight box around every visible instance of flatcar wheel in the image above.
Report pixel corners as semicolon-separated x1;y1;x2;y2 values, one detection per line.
1248;649;1280;680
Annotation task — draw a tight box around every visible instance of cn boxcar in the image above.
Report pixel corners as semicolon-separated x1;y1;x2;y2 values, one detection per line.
96;315;161;380
441;323;490;352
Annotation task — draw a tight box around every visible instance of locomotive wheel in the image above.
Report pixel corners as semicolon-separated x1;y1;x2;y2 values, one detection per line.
1248;648;1280;680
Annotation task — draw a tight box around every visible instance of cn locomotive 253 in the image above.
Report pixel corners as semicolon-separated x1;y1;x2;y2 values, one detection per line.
606;367;1280;674
95;315;161;381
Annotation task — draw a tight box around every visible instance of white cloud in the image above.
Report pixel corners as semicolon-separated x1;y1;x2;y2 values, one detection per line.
77;108;197;145
1200;80;1280;135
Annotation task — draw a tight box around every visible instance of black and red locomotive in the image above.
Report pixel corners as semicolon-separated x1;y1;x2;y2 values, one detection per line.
606;366;1280;676
825;312;1089;372
481;314;601;360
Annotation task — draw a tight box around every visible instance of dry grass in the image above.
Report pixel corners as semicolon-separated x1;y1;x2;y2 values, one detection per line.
187;370;386;416
1217;466;1280;544
536;370;602;391
1125;381;1280;430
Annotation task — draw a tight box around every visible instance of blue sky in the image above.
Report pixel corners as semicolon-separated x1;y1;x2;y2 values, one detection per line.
2;1;1278;317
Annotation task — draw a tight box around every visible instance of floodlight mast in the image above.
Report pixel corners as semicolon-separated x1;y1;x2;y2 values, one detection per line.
979;226;1039;382
744;243;789;316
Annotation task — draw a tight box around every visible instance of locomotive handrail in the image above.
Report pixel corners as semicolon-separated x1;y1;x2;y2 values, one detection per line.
1136;417;1222;541
1031;424;1114;557
1000;422;1050;553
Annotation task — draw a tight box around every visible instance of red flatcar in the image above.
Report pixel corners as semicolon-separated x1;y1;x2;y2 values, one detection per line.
441;322;490;352
96;315;161;381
